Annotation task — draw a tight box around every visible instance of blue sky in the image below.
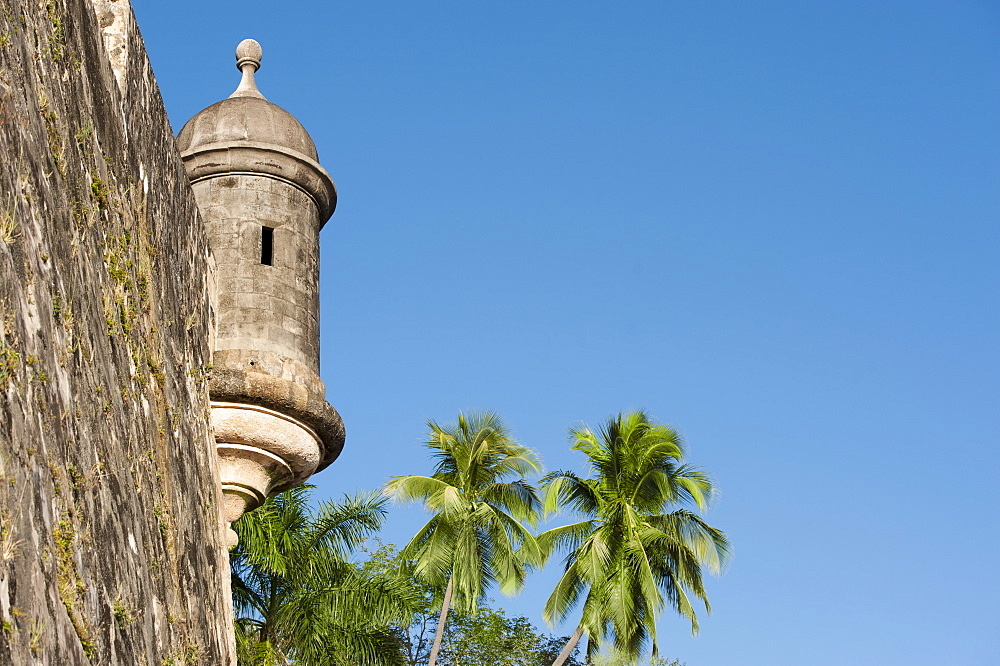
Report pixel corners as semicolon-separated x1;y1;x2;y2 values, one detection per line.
133;2;999;664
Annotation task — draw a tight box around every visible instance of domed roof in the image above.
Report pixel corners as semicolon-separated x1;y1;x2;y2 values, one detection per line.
177;96;318;160
176;38;318;161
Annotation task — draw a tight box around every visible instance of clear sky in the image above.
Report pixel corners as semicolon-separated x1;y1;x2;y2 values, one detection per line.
133;2;999;664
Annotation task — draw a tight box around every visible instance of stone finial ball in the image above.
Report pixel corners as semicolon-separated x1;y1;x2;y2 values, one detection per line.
235;39;263;67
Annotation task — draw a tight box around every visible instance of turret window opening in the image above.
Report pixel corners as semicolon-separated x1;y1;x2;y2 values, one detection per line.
261;226;274;265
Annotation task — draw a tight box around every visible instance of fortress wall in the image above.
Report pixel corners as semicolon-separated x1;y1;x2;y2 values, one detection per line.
0;0;234;663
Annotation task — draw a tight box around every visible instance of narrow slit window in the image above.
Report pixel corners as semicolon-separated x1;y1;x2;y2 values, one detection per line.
261;226;274;265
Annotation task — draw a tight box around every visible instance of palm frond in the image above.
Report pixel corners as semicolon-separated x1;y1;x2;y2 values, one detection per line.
647;509;732;576
385;475;452;503
542;471;599;517
536;520;597;564
543;558;589;626
231;486;414;666
307;490;388;555
481;479;542;525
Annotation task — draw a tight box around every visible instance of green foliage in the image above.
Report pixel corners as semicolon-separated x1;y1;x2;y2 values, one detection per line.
44;1;65;61
0;308;18;387
360;542;581;666
441;605;582;666
112;598;136;628
386;411;543;610
358;542;438;666
0;340;19;386
589;651;686;666
37;93;63;173
539;411;730;662
232;486;420;666
74;122;93;154
386;412;544;666
53;516;95;657
0;193;18;244
89;170;110;211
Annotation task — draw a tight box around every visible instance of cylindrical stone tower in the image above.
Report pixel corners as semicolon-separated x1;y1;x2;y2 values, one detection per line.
177;39;344;548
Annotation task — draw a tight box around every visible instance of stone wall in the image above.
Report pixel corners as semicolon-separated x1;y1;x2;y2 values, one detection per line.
0;0;234;663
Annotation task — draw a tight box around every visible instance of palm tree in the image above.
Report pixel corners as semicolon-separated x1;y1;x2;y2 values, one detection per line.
538;412;730;665
385;411;543;666
231;485;419;666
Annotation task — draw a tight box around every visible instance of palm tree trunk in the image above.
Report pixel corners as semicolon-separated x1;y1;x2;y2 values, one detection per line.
427;576;454;666
550;624;583;666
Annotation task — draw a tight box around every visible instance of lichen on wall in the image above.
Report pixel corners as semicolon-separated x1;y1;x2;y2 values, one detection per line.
0;0;234;663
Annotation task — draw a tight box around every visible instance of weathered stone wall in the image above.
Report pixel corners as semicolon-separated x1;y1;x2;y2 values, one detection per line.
0;0;234;663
